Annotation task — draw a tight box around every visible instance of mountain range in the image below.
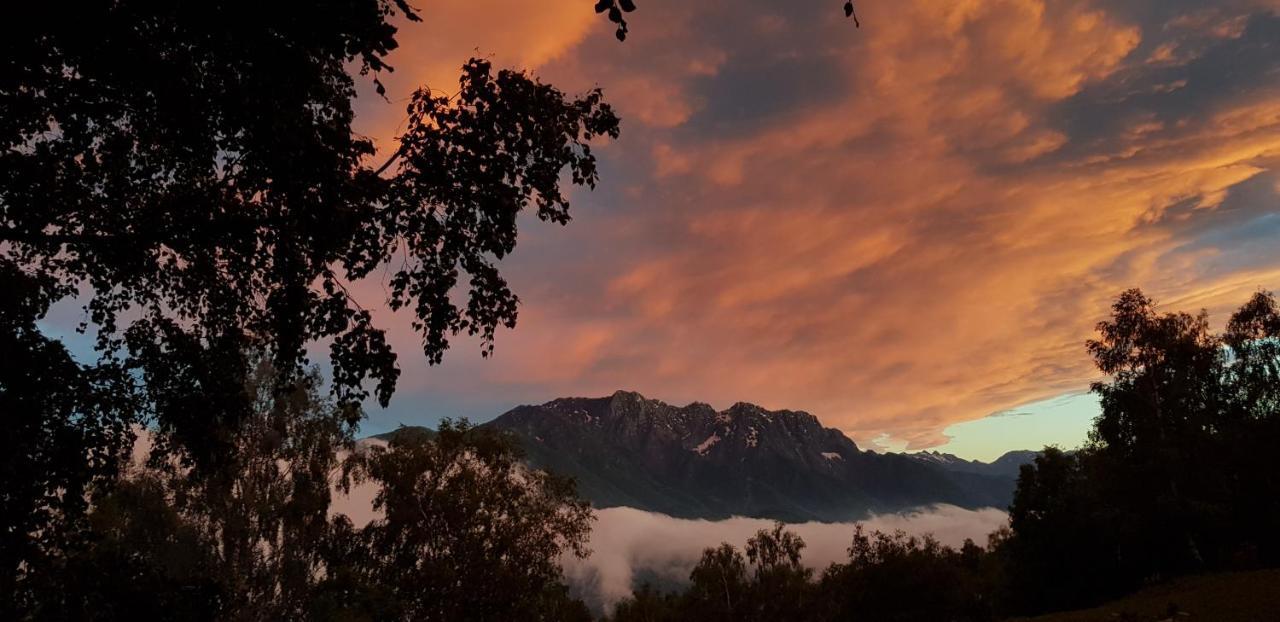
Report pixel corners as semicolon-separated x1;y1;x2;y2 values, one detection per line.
374;390;1036;522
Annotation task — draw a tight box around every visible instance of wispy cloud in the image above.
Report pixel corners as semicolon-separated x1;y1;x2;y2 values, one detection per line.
353;0;1280;451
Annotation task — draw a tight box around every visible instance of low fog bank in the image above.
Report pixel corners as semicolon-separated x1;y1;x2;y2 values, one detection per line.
317;443;1010;612
134;433;1006;613
563;505;1010;611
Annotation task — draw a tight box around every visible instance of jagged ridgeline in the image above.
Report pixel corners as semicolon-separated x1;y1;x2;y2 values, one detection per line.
376;391;1034;522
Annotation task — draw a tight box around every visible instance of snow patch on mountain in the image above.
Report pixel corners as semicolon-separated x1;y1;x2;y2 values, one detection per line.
694;433;721;456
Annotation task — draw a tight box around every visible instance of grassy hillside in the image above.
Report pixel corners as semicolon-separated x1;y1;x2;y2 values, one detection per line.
1022;570;1280;622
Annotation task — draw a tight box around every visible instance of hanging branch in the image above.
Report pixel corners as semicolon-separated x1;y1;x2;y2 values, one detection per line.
844;2;861;28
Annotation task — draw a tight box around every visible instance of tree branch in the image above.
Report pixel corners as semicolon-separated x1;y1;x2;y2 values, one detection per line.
373;145;407;177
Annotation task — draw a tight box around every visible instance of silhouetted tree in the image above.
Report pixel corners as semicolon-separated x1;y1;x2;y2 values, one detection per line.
1088;290;1228;574
1220;291;1280;564
819;525;994;622
684;543;751;621
608;583;681;622
1086;289;1280;576
317;421;594;621
33;357;349;620
55;474;227;621
2;1;617;605
999;447;1128;613
612;523;1000;622
611;524;816;622
0;264;138;616
35;365;593;621
1001;289;1280;614
745;522;814;619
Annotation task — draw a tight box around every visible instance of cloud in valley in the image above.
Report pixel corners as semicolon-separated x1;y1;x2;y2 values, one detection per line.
323;456;1008;611
562;505;1011;611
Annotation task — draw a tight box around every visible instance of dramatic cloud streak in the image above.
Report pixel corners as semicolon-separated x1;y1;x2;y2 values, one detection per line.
355;0;1280;452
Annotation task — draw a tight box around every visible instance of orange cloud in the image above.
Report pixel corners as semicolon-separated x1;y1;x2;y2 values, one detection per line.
356;1;1280;452
351;0;596;152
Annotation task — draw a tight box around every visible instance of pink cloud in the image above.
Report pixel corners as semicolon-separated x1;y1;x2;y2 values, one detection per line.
353;1;1280;450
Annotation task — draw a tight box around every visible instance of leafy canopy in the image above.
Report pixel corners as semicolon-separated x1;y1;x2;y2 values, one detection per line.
1;1;616;606
1003;289;1280;614
2;2;619;414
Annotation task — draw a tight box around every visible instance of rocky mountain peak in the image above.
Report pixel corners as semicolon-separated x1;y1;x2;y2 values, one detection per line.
482;390;1032;521
608;389;647;404
371;391;1035;522
519;392;841;451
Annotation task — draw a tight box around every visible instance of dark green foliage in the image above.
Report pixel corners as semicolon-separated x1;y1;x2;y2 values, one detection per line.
610;523;997;622
684;543;752;620
612;532;809;622
1;1;617;609
609;583;683;622
36;359;353;620
319;420;594;621
818;526;997;621
2;0;618;412
999;289;1280;615
50;476;227;622
0;265;138;618
745;523;815;619
34;366;593;621
1000;448;1130;613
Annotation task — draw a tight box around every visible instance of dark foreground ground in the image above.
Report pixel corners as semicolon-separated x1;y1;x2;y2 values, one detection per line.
1021;569;1280;621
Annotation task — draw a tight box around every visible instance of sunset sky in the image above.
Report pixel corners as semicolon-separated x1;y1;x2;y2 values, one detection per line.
332;1;1276;459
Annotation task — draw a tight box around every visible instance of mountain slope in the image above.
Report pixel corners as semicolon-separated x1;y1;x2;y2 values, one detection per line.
483;391;1029;522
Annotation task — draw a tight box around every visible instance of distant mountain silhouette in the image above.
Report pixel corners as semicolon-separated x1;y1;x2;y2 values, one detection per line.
375;391;1034;521
905;449;1039;479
